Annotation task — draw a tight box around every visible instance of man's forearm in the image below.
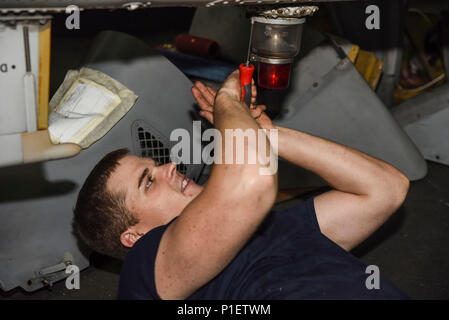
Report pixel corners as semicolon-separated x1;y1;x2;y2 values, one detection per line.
272;125;408;196
214;92;261;138
208;90;277;195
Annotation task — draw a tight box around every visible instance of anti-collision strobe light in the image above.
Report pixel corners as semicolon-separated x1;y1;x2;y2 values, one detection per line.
250;16;304;90
258;62;291;89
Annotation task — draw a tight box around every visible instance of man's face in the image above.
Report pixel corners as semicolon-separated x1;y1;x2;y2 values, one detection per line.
107;155;203;234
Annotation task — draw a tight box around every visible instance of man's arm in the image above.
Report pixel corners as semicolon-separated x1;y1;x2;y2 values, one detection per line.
192;81;409;251
154;71;278;300
273;125;409;251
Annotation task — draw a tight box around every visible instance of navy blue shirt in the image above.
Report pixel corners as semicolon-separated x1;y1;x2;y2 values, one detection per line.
119;197;408;299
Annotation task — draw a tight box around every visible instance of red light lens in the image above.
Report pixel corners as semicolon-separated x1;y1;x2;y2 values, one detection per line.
258;62;291;89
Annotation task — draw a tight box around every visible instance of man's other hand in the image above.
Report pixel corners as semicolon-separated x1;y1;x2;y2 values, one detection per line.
191;80;274;130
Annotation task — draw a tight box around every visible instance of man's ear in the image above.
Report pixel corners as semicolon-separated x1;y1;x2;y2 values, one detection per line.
120;228;142;248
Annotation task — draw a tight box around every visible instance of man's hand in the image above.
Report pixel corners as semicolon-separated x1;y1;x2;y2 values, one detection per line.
191;80;274;130
215;70;242;102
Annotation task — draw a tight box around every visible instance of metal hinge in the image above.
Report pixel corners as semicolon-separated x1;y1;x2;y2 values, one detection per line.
26;252;75;290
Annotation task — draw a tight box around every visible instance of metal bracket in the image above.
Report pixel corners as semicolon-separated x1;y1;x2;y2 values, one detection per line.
26;252;75;290
0;15;52;27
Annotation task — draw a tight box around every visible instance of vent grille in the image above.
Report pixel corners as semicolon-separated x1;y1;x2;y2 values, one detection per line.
134;124;186;175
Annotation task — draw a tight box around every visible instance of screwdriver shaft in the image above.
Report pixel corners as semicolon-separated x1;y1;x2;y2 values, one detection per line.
246;18;254;66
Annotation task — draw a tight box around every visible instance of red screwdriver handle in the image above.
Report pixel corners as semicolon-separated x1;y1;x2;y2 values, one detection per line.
239;63;255;107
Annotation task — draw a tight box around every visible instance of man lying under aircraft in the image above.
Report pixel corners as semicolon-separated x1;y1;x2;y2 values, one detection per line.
73;70;409;299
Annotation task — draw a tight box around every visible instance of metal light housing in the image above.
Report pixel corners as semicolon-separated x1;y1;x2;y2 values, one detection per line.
250;16;305;89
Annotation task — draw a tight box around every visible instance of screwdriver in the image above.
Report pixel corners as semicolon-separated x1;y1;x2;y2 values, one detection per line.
240;18;255;108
